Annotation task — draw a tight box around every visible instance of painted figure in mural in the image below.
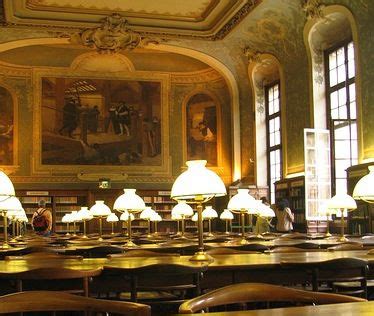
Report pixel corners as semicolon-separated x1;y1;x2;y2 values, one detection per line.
58;98;79;138
117;102;131;136
87;105;100;133
143;117;156;157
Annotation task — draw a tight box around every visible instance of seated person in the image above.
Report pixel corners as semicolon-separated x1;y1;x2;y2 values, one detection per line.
31;200;52;236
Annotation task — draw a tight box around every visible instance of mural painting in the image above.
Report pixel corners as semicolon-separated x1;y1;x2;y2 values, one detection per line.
0;87;14;165
41;77;161;166
187;93;217;166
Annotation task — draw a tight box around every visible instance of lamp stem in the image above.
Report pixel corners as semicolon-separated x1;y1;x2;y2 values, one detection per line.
225;220;229;234
240;210;249;245
125;214;137;247
83;220;88;238
111;222;114;235
147;219;151;237
66;222;70;236
2;211;10;249
73;222;77;236
181;216;185;237
325;214;331;237
98;217;103;241
208;219;212;236
339;209;348;242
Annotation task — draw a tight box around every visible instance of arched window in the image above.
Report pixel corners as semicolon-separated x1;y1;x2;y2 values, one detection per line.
305;6;359;194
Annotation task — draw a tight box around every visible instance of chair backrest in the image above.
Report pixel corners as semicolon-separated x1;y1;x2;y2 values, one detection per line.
268;246;313;253
291;242;320;249
228;243;270;252
5;251;83;260
108;249;180;258
0;267;102;296
0;290;150;315
327;242;363;251
206;248;259;255
178;282;366;314
83;245;125;258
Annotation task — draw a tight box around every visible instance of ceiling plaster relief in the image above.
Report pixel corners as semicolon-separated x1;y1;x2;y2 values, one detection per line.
302;0;325;20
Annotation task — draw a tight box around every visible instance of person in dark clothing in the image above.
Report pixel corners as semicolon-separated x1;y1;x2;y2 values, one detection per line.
58;98;79;138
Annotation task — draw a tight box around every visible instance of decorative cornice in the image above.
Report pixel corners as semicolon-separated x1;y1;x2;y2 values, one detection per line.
171;68;222;84
302;0;325;20
243;47;263;63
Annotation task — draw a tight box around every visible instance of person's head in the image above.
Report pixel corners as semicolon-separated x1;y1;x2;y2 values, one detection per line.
260;196;269;205
38;200;46;207
276;199;289;211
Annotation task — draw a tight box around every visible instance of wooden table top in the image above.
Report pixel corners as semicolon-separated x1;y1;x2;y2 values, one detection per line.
0;250;373;274
172;301;374;316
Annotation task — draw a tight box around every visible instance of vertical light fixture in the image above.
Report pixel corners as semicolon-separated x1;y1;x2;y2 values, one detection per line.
120;211;134;237
220;209;234;234
327;193;357;241
171;160;226;262
202;206;218;237
227;189;257;244
150;212;162;235
140;206;156;238
113;189;145;247
106;212;119;235
61;213;72;236
172;201;194;238
0;197;22;248
89;200;111;241
77;206;93;238
0;171;16;249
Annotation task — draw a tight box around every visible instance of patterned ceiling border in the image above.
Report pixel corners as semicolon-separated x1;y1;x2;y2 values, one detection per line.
0;0;262;41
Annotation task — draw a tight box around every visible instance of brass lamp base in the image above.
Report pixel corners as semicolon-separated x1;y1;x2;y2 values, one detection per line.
0;243;11;249
125;240;138;247
324;232;332;237
189;251;214;262
238;238;249;245
338;235;349;242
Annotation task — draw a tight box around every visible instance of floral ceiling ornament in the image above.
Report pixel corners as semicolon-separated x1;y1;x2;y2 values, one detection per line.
243;47;262;64
70;13;157;52
302;0;325;20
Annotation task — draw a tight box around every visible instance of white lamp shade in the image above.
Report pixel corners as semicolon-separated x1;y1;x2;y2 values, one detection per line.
0;196;22;212
327;193;357;212
172;201;194;217
353;166;374;202
14;208;26;220
191;212;198;222
257;203;275;218
150;212;162;222
227;189;257;213
202;206;218;219
120;211;134;221
18;214;28;222
171;160;226;200
220;209;234;220
0;171;15;197
107;212;119;222
62;214;73;223
140;207;156;220
113;189;145;211
70;211;81;222
78;206;93;220
89;200;111;217
171;212;182;220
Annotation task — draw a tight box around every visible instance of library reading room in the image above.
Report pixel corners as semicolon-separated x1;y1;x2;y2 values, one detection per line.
0;0;373;315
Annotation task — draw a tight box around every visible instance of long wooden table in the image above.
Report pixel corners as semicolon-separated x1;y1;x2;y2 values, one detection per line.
172;301;374;315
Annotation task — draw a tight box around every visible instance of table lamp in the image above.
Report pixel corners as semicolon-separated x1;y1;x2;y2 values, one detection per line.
227;189;258;245
120;211;134;237
353;166;374;203
61;213;72;236
317;202;333;237
0;171;16;249
6;200;23;242
254;201;275;236
0;196;22;248
113;189;145;247
140;206;156;238
327;193;357;241
89;200;111;241
106;212;119;235
171;160;226;262
220;209;234;234
171;209;182;236
77;206;93;238
150;212;162;235
70;211;80;236
172;201;194;238
202;206;218;237
15;210;27;238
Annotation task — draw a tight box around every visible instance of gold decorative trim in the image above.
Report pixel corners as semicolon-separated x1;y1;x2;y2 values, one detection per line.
0;61;33;77
171;68;222;84
302;0;325;20
243;47;263;64
31;68;172;181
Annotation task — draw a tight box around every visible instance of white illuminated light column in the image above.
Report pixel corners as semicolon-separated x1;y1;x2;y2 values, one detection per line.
202;206;218;237
171;160;226;262
220;209;234;234
172;201;194;238
89;200;111;241
120;211;134;237
113;189;145;247
327;193;357;242
227;189;258;245
0;171;16;249
107;212;119;235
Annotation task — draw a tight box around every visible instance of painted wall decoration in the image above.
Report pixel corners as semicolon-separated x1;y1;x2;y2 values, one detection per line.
186;93;218;166
41;77;162;166
0;87;14;165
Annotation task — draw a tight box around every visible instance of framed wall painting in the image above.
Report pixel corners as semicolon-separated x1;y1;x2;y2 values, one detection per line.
32;70;171;179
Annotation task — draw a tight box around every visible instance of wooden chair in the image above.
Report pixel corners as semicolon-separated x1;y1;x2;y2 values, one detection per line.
105;263;207;314
328;242;364;251
0;290;150;315
108;249;180;258
0;267;102;296
282;257;369;298
5;251;83;260
206;248;259;255
178;282;366;313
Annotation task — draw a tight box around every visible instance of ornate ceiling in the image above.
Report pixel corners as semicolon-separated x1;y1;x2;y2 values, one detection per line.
2;0;262;39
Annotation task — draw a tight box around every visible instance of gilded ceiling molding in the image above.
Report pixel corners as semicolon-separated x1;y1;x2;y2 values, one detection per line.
243;47;262;64
171;68;222;84
302;0;325;20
